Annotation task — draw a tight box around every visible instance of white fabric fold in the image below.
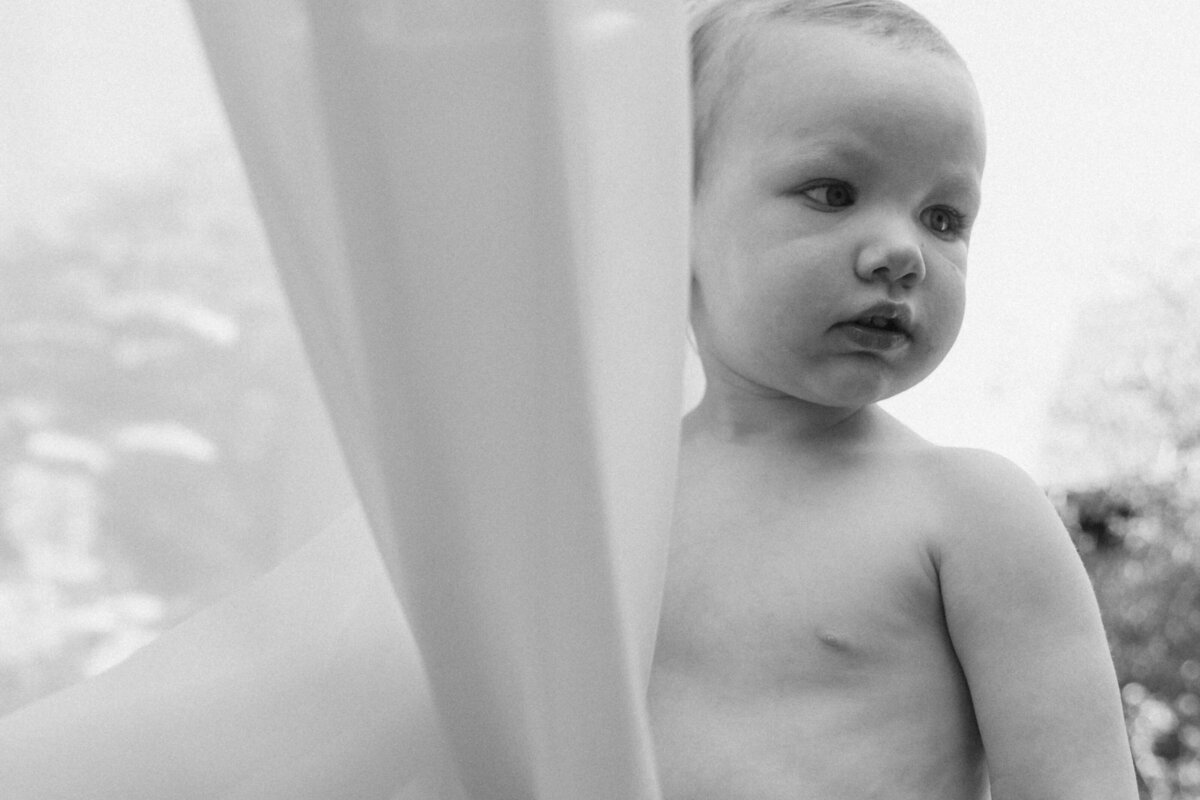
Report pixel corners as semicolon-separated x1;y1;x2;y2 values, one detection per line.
188;1;690;798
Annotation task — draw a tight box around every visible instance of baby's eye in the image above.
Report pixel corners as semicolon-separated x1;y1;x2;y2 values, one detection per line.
797;181;856;209
922;205;968;238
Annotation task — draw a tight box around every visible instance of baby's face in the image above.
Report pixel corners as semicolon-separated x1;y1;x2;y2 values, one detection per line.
691;23;986;412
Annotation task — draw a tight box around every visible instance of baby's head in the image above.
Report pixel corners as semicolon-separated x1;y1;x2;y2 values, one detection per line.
686;0;986;413
690;0;966;191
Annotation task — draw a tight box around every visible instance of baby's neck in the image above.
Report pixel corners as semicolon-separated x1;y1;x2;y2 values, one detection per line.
686;389;878;447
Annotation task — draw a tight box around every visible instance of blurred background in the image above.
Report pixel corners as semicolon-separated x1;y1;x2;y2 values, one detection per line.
1;2;1198;797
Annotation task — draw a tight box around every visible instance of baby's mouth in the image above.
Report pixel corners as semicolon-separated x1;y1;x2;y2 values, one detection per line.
857;314;906;334
835;303;914;351
846;302;913;335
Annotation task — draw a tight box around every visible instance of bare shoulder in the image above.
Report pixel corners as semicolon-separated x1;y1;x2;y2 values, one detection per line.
852;415;1065;559
866;411;1039;496
861;414;1060;544
919;445;1044;495
915;445;1099;657
912;446;1066;554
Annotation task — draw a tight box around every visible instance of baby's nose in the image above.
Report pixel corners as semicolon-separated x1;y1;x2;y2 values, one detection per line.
853;229;925;288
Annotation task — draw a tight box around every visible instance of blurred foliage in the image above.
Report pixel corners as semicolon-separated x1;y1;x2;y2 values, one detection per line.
1047;244;1200;799
1058;482;1200;799
0;149;307;714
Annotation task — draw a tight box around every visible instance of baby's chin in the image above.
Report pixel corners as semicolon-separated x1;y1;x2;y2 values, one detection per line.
805;360;944;410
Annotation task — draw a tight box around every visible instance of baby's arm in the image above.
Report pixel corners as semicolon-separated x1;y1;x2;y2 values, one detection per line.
934;449;1138;800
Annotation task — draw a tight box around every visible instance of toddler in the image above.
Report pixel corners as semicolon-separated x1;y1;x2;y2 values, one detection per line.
647;2;1139;798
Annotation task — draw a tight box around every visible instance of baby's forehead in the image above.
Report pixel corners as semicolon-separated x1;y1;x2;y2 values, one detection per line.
691;5;978;189
717;25;984;172
739;16;964;75
735;24;975;111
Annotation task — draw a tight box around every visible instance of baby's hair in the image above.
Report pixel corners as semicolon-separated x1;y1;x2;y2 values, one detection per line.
689;0;964;190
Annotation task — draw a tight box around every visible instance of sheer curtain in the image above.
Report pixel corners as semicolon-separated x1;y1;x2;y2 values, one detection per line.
0;1;687;797
188;1;689;798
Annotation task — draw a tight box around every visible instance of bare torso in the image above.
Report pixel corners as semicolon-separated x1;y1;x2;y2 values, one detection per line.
648;415;990;800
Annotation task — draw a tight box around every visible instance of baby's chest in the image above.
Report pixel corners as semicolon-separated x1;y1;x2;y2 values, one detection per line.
655;503;946;689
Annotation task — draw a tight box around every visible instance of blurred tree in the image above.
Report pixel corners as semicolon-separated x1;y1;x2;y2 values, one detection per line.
0;148;309;713
1044;244;1200;488
1045;243;1200;799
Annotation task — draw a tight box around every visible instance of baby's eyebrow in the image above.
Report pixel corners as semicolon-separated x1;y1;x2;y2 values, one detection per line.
782;134;872;164
766;136;874;174
933;173;983;207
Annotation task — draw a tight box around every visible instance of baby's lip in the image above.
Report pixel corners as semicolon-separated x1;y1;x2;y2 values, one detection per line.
838;301;914;336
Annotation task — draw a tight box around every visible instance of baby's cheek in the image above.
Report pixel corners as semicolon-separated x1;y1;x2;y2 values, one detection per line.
941;287;968;340
925;265;967;326
917;302;965;370
758;296;812;347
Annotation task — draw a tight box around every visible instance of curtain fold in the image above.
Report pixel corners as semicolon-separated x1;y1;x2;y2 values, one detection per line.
190;1;690;798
